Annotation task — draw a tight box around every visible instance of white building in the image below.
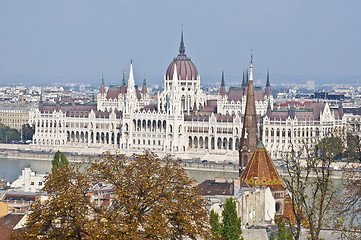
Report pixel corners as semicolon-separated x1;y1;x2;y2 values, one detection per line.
11;167;47;193
31;33;348;159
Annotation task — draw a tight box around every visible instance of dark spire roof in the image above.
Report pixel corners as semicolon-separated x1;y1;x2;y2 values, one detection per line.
221;70;225;87
242;71;245;86
122;71;126;86
246;70;249;85
101;72;104;86
239;61;258;175
220;71;226;97
143;76;147;86
289;98;295;119
179;30;185;56
266;71;270;87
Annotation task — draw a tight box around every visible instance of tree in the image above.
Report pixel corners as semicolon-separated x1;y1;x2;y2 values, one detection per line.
221;197;243;240
333;134;361;239
210;210;222;240
51;150;69;172
88;152;210;239
277;218;293;240
0;123;20;143
13;152;211;239
14;164;94;239
22;123;35;141
282;136;342;240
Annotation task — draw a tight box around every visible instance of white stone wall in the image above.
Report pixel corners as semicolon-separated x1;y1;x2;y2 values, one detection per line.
11;167;46;192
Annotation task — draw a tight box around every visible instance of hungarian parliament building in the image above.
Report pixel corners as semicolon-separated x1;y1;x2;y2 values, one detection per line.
32;33;354;161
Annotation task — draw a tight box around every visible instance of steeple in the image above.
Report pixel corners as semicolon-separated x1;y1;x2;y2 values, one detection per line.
266;98;272;118
266;71;270;87
142;75;147;95
242;71;246;87
122;70;126;86
220;71;226;97
128;60;135;91
265;70;272;97
239;57;258;175
100;72;105;95
125;61;137;113
179;29;186;56
121;70;127;95
288;97;295;119
246;70;249;85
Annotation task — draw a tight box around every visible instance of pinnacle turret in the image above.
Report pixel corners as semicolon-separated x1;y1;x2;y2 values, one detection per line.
179;30;185;56
220;71;226;97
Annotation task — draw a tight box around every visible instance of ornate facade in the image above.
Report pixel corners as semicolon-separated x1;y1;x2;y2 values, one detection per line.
32;33;348;159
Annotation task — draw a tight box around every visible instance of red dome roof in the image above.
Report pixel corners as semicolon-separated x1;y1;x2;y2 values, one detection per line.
165;31;198;81
166;55;198;80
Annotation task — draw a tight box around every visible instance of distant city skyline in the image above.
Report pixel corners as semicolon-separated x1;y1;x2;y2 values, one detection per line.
1;0;360;87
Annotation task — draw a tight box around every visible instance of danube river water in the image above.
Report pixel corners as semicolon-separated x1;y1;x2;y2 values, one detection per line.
0;157;238;184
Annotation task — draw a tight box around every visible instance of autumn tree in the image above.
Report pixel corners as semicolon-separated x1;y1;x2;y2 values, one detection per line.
221;197;243;240
12;152;211;239
210;210;222;240
88;152;211;239
282;136;343;240
333;134;361;239
15;164;94;239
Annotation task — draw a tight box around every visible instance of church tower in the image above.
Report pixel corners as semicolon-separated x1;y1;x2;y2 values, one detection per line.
239;56;258;175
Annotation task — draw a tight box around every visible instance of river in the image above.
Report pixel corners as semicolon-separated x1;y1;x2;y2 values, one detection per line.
0;157;238;184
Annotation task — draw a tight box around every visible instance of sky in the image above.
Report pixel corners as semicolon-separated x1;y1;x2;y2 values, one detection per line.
0;0;360;87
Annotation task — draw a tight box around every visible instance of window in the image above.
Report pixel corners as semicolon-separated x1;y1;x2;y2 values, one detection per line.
39;182;42;185
31;182;34;185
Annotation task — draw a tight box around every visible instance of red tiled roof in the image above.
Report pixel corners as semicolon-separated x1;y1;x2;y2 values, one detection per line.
228;87;264;102
240;142;286;190
106;86;121;99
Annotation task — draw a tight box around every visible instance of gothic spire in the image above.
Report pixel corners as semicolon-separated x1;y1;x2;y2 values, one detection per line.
266;71;270;87
179;29;185;56
289;97;295;119
265;70;272;96
142;75;147;95
220;71;226;97
221;70;225;87
239;59;258;175
100;72;105;94
242;71;245;86
122;70;126;86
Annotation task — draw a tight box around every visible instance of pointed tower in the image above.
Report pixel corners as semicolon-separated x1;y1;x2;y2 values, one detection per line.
239;57;258;175
246;70;249;86
242;71;246;87
179;29;185;56
266;99;272;118
100;72;105;95
142;76;148;95
265;71;271;97
121;70;127;95
220;71;226;97
288;98;295;119
125;61;137;113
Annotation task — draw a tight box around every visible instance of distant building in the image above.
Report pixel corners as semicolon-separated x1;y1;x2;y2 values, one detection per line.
0;102;38;130
10;167;46;193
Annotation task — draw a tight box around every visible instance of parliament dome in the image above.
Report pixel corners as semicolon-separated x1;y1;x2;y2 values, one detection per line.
165;32;198;81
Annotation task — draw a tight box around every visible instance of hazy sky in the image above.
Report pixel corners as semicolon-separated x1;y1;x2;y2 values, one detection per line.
1;0;360;87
